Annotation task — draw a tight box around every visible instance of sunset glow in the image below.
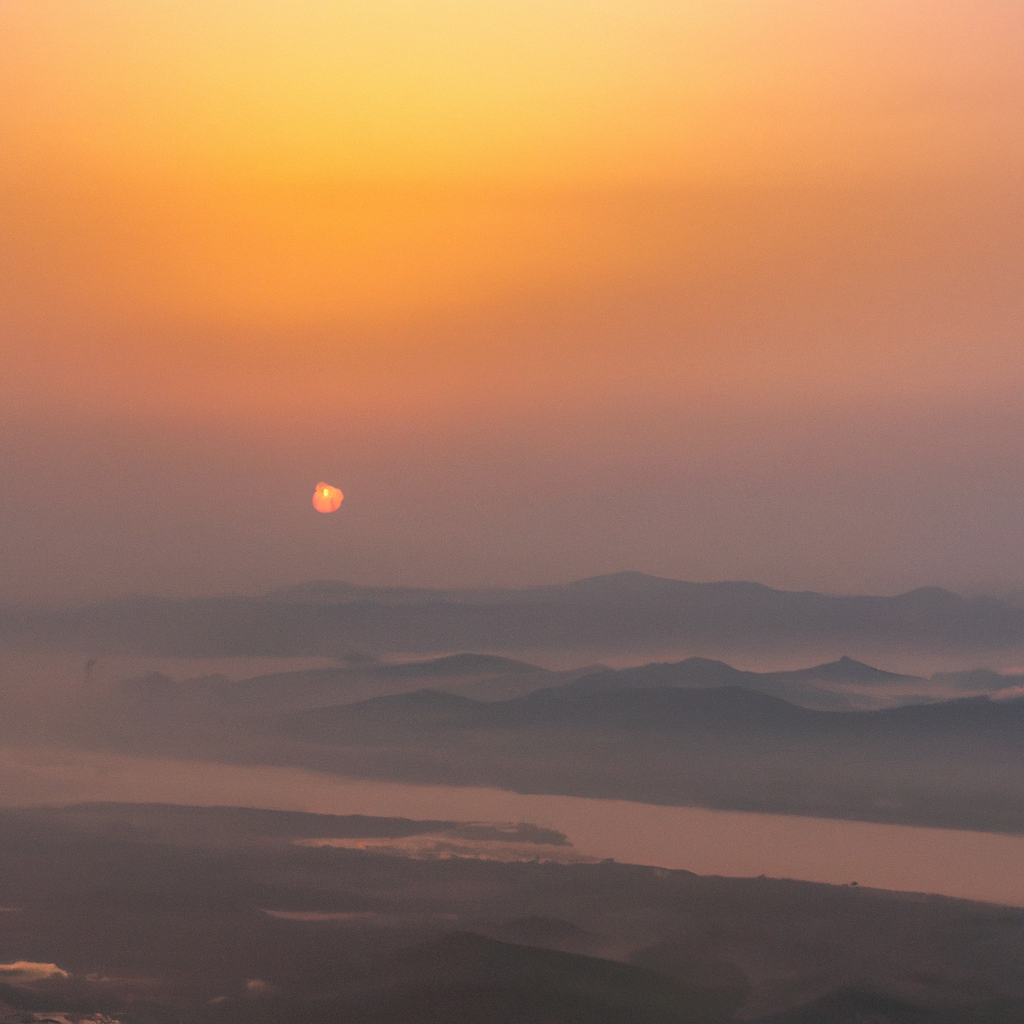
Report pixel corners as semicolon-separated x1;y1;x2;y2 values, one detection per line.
4;9;1024;1006
1;1;1023;600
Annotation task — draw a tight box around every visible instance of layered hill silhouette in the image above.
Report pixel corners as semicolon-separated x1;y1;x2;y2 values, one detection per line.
97;652;1020;726
42;649;1024;835
262;682;1024;834
284;682;1024;749
4;572;1024;662
535;655;928;710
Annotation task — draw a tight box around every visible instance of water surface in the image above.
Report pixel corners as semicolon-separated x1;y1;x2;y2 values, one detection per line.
2;746;1021;908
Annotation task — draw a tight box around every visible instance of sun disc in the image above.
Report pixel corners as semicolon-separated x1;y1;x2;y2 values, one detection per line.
312;482;344;513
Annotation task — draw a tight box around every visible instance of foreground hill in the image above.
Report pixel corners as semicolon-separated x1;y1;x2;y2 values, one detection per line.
1;802;1022;1024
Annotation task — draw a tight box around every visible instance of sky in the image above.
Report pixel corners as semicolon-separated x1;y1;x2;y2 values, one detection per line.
2;0;1023;604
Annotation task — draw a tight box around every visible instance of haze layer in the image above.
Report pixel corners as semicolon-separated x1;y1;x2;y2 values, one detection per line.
2;1;1023;601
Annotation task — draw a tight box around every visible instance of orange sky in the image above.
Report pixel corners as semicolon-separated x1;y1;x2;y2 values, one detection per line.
2;1;1023;602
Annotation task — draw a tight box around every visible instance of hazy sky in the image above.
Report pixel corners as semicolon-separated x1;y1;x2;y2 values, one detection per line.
2;1;1023;604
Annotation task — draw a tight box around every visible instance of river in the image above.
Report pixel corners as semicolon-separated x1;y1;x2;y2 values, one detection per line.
2;745;1021;908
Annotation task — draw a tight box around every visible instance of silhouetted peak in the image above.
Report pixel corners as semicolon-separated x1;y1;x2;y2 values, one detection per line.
791;657;915;682
381;653;540;677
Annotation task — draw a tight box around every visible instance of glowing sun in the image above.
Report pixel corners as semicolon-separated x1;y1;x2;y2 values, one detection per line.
312;482;344;513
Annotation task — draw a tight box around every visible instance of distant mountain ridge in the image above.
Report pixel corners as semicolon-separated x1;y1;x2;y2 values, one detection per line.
4;571;1024;661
